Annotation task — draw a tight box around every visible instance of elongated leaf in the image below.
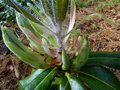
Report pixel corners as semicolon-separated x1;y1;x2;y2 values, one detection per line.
16;12;37;35
63;0;76;44
72;37;89;71
40;0;69;25
42;38;53;56
79;72;115;90
68;0;76;33
27;3;47;22
29;20;59;48
16;12;45;53
41;0;54;21
1;26;49;68
19;67;57;90
89;51;120;58
3;0;41;24
54;0;69;23
65;72;86;90
59;76;71;90
61;48;70;70
86;58;120;69
29;20;53;36
73;13;116;30
81;66;120;89
27;2;56;33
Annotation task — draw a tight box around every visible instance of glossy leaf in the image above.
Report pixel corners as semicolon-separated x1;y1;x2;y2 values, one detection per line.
59;76;71;90
79;66;120;90
86;58;120;69
72;37;89;71
49;85;59;90
19;67;57;90
79;72;114;90
65;72;86;90
89;51;120;58
1;26;49;68
81;66;120;89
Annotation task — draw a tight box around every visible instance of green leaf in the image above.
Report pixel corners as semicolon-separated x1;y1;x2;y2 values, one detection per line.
86;58;120;69
79;72;114;90
1;26;49;68
41;0;54;22
41;0;69;24
16;12;45;53
89;51;120;58
42;38;53;56
65;72;87;90
88;52;120;70
72;37;89;71
54;0;69;23
27;3;47;22
19;67;57;90
79;66;120;90
59;76;71;90
3;0;41;24
49;85;59;90
74;13;117;30
61;48;70;70
16;12;37;35
63;0;76;44
29;20;59;48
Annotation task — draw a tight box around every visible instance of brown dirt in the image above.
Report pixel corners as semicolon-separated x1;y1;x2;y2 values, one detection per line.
0;2;120;90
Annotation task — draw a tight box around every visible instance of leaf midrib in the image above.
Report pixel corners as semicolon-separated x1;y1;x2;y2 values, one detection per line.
34;67;57;90
79;71;116;90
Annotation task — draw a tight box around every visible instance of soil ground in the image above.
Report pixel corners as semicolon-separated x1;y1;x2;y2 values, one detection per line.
0;2;120;90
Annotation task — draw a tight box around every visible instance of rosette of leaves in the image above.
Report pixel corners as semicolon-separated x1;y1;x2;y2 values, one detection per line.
1;0;120;90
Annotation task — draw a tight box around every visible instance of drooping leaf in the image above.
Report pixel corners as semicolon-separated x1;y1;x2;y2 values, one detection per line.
1;26;49;68
86;58;120;69
74;13;116;30
65;72;87;90
19;67;57;90
81;66;120;89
